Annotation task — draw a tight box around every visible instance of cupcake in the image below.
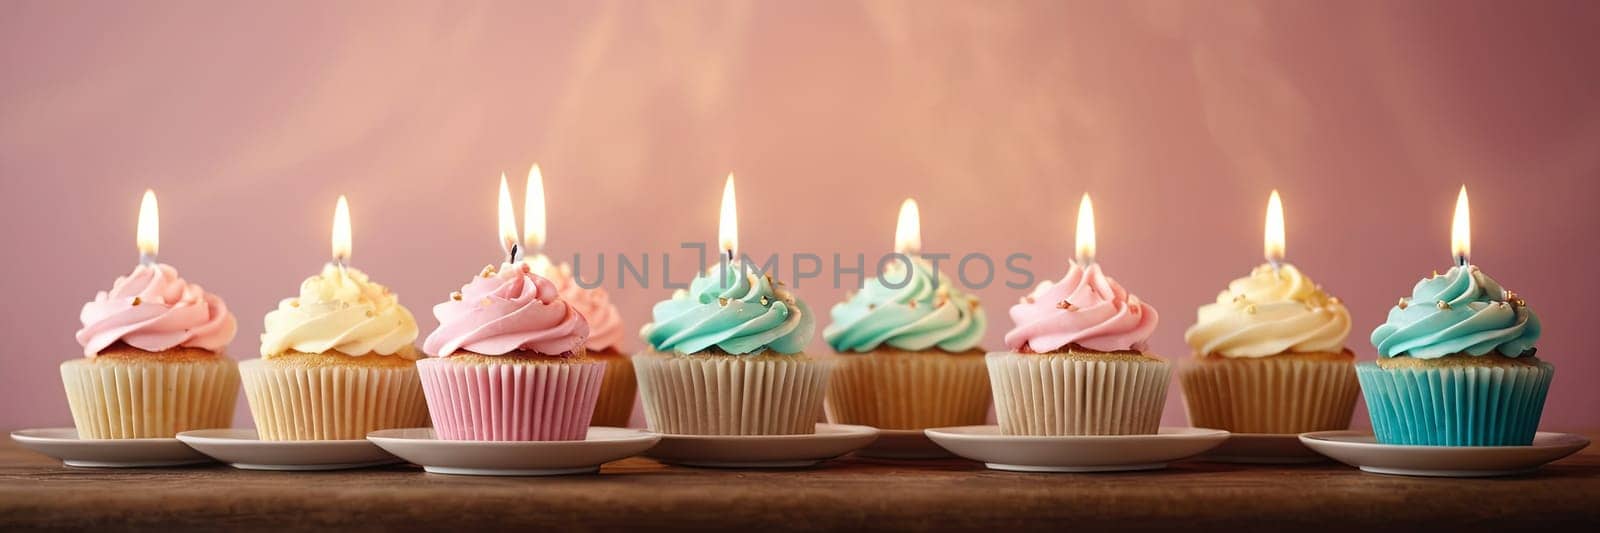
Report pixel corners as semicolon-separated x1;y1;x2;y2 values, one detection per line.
241;264;428;440
539;261;633;427
68;263;239;439
418;262;604;441
636;266;826;435
1362;265;1546;445
1180;264;1358;433
822;200;989;430
992;260;1166;435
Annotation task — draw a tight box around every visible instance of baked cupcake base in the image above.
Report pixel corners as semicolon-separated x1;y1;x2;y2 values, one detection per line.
1180;351;1359;433
239;351;428;441
634;351;831;435
825;349;990;429
61;346;239;439
418;353;605;441
1358;356;1553;446
987;350;1170;436
588;349;637;427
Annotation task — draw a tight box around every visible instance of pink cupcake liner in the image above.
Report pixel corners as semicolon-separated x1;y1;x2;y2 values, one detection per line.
417;358;606;441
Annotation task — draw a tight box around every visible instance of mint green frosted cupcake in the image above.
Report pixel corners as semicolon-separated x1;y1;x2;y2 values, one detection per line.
1362;265;1548;446
823;256;989;430
636;267;826;435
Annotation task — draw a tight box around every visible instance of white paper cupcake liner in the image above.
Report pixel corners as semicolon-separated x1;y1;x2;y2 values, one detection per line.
239;358;429;441
61;355;239;439
634;351;831;435
590;352;637;427
825;351;990;429
1179;356;1360;433
987;351;1170;436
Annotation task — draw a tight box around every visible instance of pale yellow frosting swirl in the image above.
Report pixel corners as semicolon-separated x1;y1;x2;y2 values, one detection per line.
260;264;420;358
1183;264;1350;358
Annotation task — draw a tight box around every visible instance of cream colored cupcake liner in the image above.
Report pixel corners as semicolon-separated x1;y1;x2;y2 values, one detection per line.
239;359;429;441
1179;356;1360;433
825;351;990;429
634;351;831;435
61;356;239;439
590;351;638;427
987;352;1170;436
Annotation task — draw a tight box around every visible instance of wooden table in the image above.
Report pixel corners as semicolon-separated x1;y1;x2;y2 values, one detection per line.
1;434;1596;531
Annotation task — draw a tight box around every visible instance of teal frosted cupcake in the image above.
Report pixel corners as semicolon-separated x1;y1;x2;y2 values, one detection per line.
636;266;826;435
1362;265;1548;446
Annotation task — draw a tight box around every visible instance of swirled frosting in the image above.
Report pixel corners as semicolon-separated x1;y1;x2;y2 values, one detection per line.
75;264;237;357
641;264;814;355
535;260;623;352
824;258;985;352
1371;265;1540;359
1004;261;1158;353
1184;264;1351;358
424;262;590;357
260;264;419;358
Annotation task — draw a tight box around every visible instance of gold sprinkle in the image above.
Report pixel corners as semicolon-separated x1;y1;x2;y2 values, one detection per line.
290;299;300;308
1232;295;1247;304
1432;270;1440;278
131;296;142;306
481;297;493;307
1022;296;1036;305
718;297;729;307
365;310;376;318
1436;300;1451;310
1328;296;1341;305
760;296;770;306
1056;300;1074;310
1245;304;1257;315
867;303;877;310
1397;298;1408;309
907;300;918;309
450;292;462;301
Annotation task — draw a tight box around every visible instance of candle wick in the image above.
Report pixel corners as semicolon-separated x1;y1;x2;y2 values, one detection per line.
1455;255;1469;268
1269;258;1282;277
508;242;524;265
139;253;156;267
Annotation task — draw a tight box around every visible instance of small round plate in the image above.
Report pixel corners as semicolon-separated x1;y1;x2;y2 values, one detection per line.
1298;431;1591;478
10;428;213;468
1198;432;1326;464
645;423;879;468
176;428;401;471
366;427;661;476
854;429;954;459
924;426;1230;473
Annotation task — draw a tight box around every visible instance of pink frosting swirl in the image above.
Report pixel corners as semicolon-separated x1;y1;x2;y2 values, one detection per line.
542;262;624;352
1004;261;1159;353
75;264;237;357
423;262;589;357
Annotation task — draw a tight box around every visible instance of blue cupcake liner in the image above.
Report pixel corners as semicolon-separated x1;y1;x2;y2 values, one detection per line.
1356;360;1552;446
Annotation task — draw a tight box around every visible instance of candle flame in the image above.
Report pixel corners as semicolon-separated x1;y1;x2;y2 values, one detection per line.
331;195;352;263
1075;193;1096;264
1452;185;1470;264
523;163;546;252
894;198;922;255
136;189;159;258
498;173;519;258
1265;190;1286;263
718;173;738;258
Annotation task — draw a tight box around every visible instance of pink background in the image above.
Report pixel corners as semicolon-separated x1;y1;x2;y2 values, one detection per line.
3;0;1598;431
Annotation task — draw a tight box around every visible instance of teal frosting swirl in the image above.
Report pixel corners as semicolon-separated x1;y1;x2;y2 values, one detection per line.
824;258;985;352
641;265;814;355
1370;266;1540;358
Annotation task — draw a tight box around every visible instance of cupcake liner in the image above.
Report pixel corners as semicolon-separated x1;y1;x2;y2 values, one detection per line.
986;351;1170;436
418;357;605;441
239;358;429;441
589;351;637;427
1179;355;1359;433
634;351;831;435
61;355;239;439
824;350;990;429
1357;360;1553;446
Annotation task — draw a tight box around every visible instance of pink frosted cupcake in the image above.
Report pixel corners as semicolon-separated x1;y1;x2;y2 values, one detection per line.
419;262;605;441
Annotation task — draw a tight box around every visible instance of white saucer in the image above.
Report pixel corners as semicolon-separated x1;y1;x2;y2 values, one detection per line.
176;428;401;471
1198;432;1326;464
645;423;879;468
854;429;954;459
366;427;661;476
924;426;1230;472
10;428;213;468
1299;431;1591;478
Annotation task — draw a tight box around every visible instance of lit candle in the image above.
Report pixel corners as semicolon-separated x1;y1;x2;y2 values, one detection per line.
497;174;522;264
331;195;352;270
894;198;921;256
136;190;158;266
1075;193;1096;266
718;173;738;266
1264;190;1286;273
521;164;552;274
1452;185;1471;267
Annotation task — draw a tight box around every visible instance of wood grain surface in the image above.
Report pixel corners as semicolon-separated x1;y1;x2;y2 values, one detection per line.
1;435;1595;531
